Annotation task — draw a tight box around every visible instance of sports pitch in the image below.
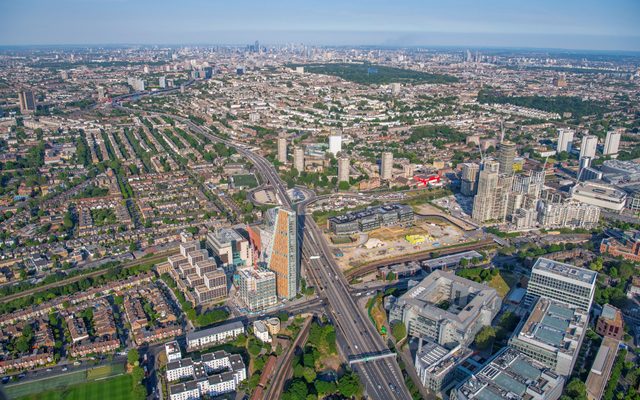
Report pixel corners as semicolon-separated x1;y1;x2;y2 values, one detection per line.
15;374;135;400
5;363;128;400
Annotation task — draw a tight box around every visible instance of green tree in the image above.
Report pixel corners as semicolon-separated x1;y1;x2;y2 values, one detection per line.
474;326;496;350
127;348;140;366
248;339;262;357
302;366;316;383
293;363;305;378
278;311;289;322
315;380;336;396
285;378;308;400
234;333;248;347
15;336;30;353
562;378;587;400
303;352;315;368
338;371;362;397
131;366;146;399
589;257;603;271
391;321;407;342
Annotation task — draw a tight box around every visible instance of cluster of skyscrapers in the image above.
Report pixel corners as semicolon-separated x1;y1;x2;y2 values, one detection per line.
161;207;298;313
208;207;298;311
278;132;398;188
466;133;603;230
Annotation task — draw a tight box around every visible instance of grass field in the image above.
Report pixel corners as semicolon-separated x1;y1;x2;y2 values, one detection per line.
6;363;127;399
17;374;135;400
488;272;512;298
370;298;387;333
367;293;388;335
287;63;458;85
6;370;87;398
233;174;258;188
86;363;125;380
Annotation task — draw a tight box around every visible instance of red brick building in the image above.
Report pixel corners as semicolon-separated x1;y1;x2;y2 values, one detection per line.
600;231;640;262
596;304;624;340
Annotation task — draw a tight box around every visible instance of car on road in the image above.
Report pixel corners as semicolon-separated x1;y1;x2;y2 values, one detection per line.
62;367;68;372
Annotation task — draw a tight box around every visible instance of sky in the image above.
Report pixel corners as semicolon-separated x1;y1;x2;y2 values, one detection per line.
1;0;639;51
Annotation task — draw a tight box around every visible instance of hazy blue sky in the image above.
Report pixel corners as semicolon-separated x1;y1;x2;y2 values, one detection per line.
1;0;639;50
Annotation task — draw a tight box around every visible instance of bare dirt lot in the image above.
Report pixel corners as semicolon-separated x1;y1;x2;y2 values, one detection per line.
330;217;467;270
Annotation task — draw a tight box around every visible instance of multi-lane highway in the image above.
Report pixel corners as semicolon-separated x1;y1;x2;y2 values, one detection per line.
114;104;412;399
298;201;411;400
190;122;411;399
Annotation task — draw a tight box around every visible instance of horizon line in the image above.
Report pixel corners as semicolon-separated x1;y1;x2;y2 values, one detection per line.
1;42;640;55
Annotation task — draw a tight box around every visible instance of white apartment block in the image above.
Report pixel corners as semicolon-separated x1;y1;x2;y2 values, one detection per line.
556;128;574;153
603;130;621;156
168;351;246;400
166;358;194;382
165;341;182;363
579;135;598;160
186;321;244;351
536;199;600;229
525;258;597;311
253;320;271;343
509;297;588;377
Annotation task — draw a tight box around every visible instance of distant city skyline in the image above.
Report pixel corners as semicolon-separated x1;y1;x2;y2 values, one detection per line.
1;0;639;51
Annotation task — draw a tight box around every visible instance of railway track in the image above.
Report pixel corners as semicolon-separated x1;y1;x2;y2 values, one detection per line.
0;250;176;304
264;316;313;400
344;238;495;280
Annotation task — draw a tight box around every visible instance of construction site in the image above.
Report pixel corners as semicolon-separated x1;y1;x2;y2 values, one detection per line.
328;215;468;270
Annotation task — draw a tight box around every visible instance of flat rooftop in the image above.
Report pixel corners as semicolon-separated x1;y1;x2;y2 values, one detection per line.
167;357;193;372
603;159;640;174
328;203;413;224
186;321;244;342
456;347;563;400
423;251;482;269
165;340;181;355
397;270;499;327
512;297;587;354
237;267;274;281
533;257;597;285
572;181;627;201
586;337;620;400
169;380;198;395
208;228;244;245
416;338;472;377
